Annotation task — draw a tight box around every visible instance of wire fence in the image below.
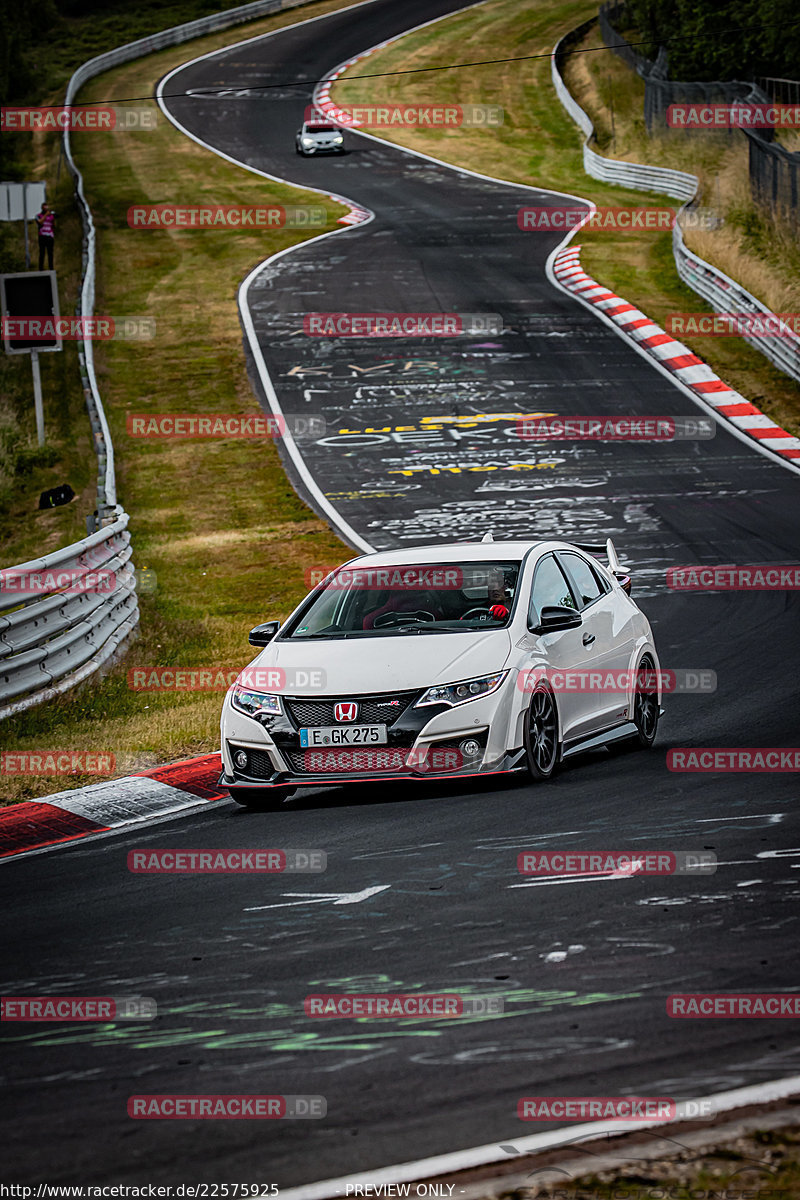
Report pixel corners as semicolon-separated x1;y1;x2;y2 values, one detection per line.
598;2;800;229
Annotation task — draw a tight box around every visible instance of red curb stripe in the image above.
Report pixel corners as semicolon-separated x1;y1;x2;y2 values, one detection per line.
605;303;638;316
748;426;786;439
0;802;107;858
781;448;800;457
619;317;656;330
717;403;762;416
663;354;705;370
641;333;676;347
690;380;734;394
140;753;225;800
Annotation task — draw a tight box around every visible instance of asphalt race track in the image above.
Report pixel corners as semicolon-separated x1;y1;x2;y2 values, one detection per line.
3;0;800;1187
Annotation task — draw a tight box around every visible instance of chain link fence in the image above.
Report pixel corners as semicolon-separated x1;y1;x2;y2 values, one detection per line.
599;2;800;229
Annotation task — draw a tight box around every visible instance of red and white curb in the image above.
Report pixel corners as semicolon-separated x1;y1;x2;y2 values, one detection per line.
0;754;227;861
552;245;800;463
314;46;382;227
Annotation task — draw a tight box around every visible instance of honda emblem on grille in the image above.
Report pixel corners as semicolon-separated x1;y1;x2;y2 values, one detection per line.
334;701;359;722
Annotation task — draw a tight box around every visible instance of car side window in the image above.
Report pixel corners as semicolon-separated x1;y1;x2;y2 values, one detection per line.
559;552;604;610
528;555;577;627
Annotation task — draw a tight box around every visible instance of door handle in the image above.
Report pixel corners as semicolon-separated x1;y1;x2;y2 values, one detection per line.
582;632;595;646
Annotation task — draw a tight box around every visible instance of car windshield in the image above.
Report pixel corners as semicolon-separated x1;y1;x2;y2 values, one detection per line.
307;124;335;132
283;561;521;639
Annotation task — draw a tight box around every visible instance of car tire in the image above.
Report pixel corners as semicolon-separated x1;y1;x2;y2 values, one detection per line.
524;684;560;780
632;655;659;748
228;786;296;810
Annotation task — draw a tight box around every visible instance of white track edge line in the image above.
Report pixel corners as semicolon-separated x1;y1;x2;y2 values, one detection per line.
155;0;399;552
275;1075;800;1200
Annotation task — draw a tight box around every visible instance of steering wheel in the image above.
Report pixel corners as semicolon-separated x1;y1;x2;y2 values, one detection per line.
459;606;492;621
373;610;435;628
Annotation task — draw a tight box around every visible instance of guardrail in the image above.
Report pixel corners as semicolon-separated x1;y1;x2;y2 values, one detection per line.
1;0;319;721
672;224;800;380
0;516;139;719
551;25;800;384
551;23;697;201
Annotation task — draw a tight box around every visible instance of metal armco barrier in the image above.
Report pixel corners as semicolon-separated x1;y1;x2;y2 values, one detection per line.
672;224;800;381
0;516;138;719
1;0;318;719
551;26;800;384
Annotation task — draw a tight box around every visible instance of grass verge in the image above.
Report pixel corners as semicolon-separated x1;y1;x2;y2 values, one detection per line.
474;1123;800;1200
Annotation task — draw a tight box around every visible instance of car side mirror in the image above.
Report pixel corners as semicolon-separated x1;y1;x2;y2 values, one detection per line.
530;605;582;634
249;620;280;646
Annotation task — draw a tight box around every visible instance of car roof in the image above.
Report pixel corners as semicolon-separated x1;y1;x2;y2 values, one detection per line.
341;541;594;568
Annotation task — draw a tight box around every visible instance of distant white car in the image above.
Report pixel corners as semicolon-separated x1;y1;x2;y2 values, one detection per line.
220;538;662;808
295;121;345;155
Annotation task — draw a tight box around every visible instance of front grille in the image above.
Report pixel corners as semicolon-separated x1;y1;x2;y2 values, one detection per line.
284;689;421;728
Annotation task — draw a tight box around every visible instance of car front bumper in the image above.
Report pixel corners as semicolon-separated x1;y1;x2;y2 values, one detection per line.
220;680;522;790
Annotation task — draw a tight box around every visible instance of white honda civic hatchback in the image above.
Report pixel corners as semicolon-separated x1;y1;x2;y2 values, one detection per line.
219;538;662;808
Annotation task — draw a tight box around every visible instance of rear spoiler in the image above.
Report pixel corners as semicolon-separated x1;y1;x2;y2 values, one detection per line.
571;539;632;595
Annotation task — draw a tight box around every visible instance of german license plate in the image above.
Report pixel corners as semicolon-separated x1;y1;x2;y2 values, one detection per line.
300;724;388;747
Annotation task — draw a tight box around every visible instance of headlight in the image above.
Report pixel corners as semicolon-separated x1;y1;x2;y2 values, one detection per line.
301;137;314;145
231;686;282;717
416;671;508;708
334;136;343;143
